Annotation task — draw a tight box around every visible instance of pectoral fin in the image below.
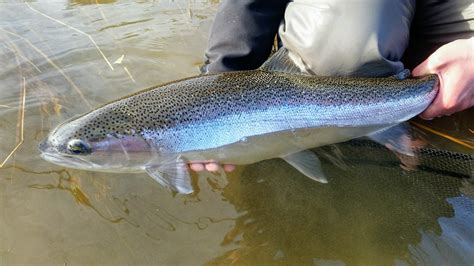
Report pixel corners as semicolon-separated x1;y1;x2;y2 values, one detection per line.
367;123;415;156
282;150;328;183
145;163;193;194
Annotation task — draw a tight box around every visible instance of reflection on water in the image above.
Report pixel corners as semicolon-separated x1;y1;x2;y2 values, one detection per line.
0;1;473;265
72;0;117;5
208;142;474;265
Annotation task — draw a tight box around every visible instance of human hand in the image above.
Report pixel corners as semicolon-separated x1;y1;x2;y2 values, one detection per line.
412;37;474;119
189;162;236;173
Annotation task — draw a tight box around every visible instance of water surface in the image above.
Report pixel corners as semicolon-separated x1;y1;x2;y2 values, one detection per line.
0;1;473;265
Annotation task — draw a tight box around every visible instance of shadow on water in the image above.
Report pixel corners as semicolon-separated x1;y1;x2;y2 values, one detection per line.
26;168;125;224
208;140;474;265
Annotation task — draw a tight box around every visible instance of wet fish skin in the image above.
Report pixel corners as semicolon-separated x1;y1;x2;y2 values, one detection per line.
39;58;438;193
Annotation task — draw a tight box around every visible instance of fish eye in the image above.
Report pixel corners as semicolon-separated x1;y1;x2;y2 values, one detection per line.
67;139;91;155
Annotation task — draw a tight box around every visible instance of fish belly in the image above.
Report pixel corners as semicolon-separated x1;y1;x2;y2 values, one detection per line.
181;124;392;165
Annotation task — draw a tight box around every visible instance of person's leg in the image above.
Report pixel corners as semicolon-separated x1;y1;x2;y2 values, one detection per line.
279;0;417;77
202;0;289;73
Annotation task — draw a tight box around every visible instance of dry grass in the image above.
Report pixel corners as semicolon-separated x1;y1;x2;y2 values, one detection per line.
0;28;93;109
25;2;114;71
411;121;474;150
0;77;26;168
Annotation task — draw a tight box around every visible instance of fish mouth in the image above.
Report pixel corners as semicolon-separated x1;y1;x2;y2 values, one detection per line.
40;151;94;169
39;139;95;169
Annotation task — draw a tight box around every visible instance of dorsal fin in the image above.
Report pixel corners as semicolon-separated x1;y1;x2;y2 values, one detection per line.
259;48;307;75
391;69;411;80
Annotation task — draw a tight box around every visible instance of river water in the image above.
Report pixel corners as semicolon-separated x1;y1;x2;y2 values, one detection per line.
0;1;473;265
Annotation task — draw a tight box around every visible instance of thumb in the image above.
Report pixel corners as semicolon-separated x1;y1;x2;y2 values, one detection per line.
412;58;433;77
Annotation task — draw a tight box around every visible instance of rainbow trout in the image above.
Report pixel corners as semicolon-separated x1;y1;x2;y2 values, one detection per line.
39;49;438;193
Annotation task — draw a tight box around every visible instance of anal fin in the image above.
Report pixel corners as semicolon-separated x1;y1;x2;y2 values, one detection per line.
281;150;328;183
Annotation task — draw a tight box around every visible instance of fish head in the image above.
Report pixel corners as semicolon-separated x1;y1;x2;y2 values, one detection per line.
39;104;153;172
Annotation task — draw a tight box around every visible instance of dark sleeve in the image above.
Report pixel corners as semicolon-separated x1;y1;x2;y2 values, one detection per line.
402;0;474;69
202;0;289;73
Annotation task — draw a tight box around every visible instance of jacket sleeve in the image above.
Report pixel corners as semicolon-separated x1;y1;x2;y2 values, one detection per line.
202;0;289;73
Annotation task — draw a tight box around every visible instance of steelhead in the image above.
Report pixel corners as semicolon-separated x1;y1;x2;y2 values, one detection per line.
39;49;438;193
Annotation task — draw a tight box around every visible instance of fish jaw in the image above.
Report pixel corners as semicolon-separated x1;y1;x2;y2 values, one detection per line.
40;151;95;170
39;138;101;170
39;149;147;174
39;129;156;173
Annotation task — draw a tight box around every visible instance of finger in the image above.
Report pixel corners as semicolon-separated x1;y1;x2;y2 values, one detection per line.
420;73;444;120
420;94;444;119
420;92;465;119
223;164;236;172
189;163;205;172
412;58;432;77
205;162;220;172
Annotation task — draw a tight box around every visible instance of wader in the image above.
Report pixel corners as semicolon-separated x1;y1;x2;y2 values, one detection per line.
203;0;474;76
